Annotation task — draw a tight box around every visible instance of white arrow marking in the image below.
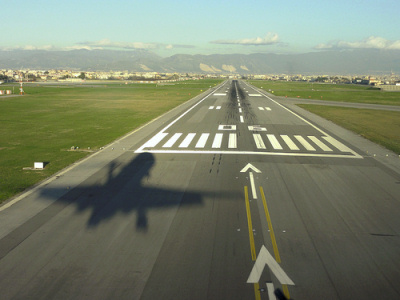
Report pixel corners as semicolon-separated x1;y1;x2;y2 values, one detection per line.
249;172;257;199
240;163;261;173
247;245;295;285
241;164;261;199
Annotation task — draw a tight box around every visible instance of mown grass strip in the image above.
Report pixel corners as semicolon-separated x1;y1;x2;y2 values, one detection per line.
298;104;400;155
0;79;222;203
248;80;400;106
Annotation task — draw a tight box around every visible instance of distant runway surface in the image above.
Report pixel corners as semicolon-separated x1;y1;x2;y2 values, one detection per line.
1;80;399;299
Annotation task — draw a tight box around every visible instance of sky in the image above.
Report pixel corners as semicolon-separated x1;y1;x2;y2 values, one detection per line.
1;0;400;56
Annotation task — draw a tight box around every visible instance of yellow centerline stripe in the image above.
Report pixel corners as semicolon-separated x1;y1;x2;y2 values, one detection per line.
254;283;261;300
260;186;281;263
260;186;291;299
244;186;261;300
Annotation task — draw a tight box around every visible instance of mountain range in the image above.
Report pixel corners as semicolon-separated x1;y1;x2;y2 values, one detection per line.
1;49;399;75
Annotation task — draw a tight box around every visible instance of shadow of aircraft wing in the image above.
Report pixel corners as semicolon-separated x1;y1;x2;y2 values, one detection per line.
38;152;239;231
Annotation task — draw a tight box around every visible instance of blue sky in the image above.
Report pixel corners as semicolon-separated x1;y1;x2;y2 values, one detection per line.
1;0;399;56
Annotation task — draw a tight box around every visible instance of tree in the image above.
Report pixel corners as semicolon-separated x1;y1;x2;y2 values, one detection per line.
78;72;86;79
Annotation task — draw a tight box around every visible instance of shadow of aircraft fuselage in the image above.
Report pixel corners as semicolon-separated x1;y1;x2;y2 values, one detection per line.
39;152;227;231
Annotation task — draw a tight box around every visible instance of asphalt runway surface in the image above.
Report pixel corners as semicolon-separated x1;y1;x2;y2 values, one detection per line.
1;80;399;299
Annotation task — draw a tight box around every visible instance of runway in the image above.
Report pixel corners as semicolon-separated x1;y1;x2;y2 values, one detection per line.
0;80;399;299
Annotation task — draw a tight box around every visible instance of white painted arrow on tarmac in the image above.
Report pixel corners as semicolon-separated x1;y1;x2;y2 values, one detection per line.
247;245;295;285
240;163;261;173
241;164;261;199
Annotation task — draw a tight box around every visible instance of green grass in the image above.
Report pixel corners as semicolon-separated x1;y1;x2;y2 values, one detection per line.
248;80;400;106
0;79;222;203
298;104;400;155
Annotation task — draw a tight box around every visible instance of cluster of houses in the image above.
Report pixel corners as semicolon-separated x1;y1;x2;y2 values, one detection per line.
1;69;399;89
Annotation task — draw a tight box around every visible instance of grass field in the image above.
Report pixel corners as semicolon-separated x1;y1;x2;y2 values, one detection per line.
0;79;222;203
247;80;400;155
248;80;400;106
298;104;400;155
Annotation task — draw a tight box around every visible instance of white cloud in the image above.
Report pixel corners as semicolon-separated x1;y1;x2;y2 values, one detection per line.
315;36;400;50
79;39;158;50
0;44;103;51
0;40;195;53
211;33;279;46
1;45;57;51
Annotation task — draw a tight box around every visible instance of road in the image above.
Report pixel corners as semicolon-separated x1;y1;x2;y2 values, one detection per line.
0;80;399;299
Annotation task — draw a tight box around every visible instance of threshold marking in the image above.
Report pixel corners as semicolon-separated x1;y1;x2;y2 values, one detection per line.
253;134;266;149
254;89;362;158
212;133;223;148
295;135;315;151
267;134;283;150
179;133;196;148
143;132;168;148
195;133;209;148
163;133;182;148
228;133;237;148
323;136;353;152
308;136;332;152
280;135;300;151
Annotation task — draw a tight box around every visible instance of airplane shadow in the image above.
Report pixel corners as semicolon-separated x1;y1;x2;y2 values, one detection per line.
39;152;235;231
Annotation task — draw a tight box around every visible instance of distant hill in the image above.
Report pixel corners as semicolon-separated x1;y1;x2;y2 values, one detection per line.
0;49;399;74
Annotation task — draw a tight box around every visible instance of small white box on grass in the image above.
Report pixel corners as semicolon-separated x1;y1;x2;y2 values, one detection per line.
34;162;44;169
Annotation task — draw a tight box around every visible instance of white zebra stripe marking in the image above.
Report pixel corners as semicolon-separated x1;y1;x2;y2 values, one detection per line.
196;133;209;148
253;134;266;149
228;133;237;148
212;133;223;148
163;133;182;148
179;133;196;148
322;136;352;152
143;132;168;148
295;135;316;151
308;136;332;152
267;134;283;150
280;135;300;150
